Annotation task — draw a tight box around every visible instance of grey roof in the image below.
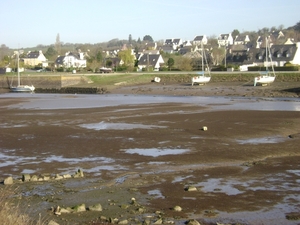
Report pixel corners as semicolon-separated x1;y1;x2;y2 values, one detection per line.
27;51;39;58
138;54;161;67
193;36;204;41
55;55;65;64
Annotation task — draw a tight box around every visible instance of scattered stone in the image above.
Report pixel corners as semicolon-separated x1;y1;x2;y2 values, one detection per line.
54;206;61;215
173;205;182;212
88;203;103;211
43;176;50;181
186;219;201;225
48;220;60;225
63;174;71;179
22;174;31;182
30;175;38;181
185;186;197;191
61;207;72;213
72;203;86;212
120;204;130;209
153;218;163;224
55;174;63;180
4;176;13;185
73;169;84;178
118;219;129;224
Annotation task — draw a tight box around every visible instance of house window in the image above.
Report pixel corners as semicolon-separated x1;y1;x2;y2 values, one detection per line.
277;53;281;57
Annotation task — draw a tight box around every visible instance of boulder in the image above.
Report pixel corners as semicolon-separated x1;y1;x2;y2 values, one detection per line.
173;205;182;212
22;174;31;182
48;220;60;225
118;219;128;225
186;219;201;225
4;176;13;185
186;186;197;191
30;175;38;181
72;203;86;212
88;203;103;211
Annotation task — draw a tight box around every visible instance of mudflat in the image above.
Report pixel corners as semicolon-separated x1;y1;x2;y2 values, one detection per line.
1;81;300;225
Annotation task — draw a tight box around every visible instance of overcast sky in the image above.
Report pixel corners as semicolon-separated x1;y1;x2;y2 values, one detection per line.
1;0;299;49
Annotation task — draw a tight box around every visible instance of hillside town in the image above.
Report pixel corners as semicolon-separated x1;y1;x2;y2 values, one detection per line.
1;22;300;74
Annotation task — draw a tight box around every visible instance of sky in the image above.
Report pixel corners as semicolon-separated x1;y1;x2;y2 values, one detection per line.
0;0;299;49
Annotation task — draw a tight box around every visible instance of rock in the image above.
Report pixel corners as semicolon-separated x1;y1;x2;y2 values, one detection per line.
48;220;60;225
186;186;197;191
73;169;84;178
118;219;128;224
88;203;103;211
54;206;61;215
202;126;208;131
72;203;86;212
55;174;63;180
60;207;72;213
30;175;38;181
4;176;13;185
186;219;201;225
43;176;50;181
22;174;31;182
153;218;163;224
63;174;71;179
173;205;182;212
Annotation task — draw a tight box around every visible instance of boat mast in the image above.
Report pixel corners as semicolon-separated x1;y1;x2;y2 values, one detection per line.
17;51;20;86
201;41;204;72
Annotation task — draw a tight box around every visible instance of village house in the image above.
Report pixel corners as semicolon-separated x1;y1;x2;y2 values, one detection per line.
22;50;48;67
55;51;87;68
193;35;208;46
217;33;233;47
136;53;164;71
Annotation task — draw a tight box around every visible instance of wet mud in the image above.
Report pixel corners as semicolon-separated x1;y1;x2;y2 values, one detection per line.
1;82;300;225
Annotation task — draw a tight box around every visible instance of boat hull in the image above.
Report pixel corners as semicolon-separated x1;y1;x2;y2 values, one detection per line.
254;75;275;86
10;85;35;92
191;76;211;86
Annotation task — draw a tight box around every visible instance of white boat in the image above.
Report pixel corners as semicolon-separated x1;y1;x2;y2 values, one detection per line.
154;77;161;82
192;41;211;86
10;50;35;92
254;37;276;86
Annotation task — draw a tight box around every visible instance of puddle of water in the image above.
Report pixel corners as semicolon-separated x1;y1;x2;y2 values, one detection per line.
43;155;114;164
79;121;166;130
148;189;165;199
172;175;194;183
286;170;300;176
123;148;189;157
0;123;27;128
21;169;37;174
197;178;244;195
236;136;287;145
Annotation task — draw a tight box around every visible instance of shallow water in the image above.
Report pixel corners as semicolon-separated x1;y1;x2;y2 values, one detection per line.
2;93;300;111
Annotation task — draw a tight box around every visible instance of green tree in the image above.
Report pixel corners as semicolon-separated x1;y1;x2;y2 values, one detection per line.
143;35;153;42
118;49;134;66
176;57;192;71
232;29;240;38
167;58;174;71
45;46;57;61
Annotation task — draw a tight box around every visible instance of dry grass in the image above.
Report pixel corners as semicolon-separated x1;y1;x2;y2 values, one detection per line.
0;187;44;225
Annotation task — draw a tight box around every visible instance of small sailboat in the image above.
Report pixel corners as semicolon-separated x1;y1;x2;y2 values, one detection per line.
10;50;35;92
192;41;211;86
254;37;276;86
